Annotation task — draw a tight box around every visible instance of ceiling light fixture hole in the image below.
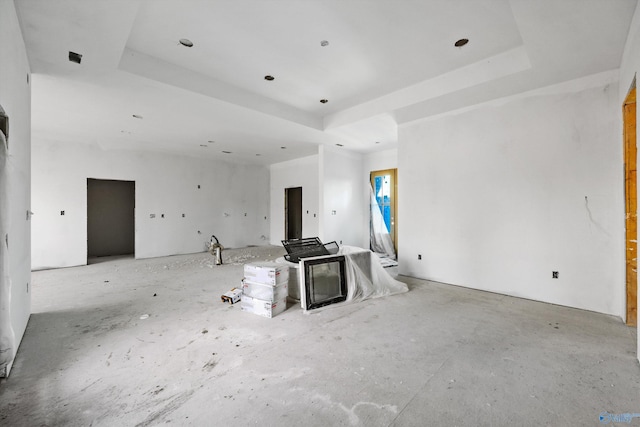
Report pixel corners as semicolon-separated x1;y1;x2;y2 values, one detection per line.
320;99;328;104
264;75;275;81
320;40;329;47
179;39;194;48
454;38;469;48
68;51;82;64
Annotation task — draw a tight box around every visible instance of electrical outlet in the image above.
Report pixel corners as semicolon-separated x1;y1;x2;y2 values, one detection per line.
60;210;65;215
552;271;559;279
418;254;422;260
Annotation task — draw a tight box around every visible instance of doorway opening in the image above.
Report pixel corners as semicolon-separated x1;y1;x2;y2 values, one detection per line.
285;187;302;240
370;169;397;253
87;179;135;263
624;82;636;326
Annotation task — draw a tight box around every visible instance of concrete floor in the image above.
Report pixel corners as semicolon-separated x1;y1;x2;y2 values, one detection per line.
1;246;638;426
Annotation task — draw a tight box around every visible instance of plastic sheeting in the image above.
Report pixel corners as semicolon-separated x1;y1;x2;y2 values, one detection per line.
300;245;408;313
0;129;14;372
369;183;396;260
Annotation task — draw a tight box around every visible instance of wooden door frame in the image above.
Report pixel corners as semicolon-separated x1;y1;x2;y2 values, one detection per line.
370;168;398;252
624;82;637;326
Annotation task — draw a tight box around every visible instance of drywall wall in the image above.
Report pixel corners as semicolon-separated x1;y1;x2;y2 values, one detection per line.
31;140;270;269
620;2;640;104
619;1;640;361
0;1;32;376
362;149;398;249
269;155;319;244
399;75;624;317
319;145;365;247
363;149;398;177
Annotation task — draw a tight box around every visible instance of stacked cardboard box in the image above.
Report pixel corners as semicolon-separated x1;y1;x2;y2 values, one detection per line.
241;262;289;318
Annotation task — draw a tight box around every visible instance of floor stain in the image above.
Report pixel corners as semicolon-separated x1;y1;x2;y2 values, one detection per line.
203;359;217;372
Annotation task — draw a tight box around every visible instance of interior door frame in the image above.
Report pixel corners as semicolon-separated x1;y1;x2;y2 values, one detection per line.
284;186;303;240
87;178;136;261
624;82;637;326
370;168;397;252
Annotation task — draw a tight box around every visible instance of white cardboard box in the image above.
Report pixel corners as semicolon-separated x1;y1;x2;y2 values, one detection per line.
242;280;288;301
244;262;289;286
241;295;287;318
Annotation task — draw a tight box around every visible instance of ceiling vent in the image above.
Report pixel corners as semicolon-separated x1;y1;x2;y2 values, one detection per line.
68;51;82;64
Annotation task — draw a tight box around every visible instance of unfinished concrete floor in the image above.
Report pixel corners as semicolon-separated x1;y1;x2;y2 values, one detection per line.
1;246;638;426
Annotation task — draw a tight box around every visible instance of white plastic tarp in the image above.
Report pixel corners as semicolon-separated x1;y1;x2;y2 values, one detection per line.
0;129;14;372
369;183;396;260
300;245;408;312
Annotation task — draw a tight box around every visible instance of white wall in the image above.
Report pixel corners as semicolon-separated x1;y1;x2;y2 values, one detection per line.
362;148;397;248
0;0;32;375
399;76;624;317
319;145;365;246
269;154;320;244
619;2;640;361
32;140;270;269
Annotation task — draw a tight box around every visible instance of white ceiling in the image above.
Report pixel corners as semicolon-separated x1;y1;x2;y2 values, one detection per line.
14;0;638;165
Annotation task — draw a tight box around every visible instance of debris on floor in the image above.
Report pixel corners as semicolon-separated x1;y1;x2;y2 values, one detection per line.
220;288;242;304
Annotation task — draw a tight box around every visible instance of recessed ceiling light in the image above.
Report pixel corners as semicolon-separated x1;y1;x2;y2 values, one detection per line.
280;146;286;149
256;154;261;156
179;39;194;47
264;75;275;81
336;143;343;147
132;114;143;119
320;99;328;104
68;51;82;64
222;150;232;154
200;144;207;148
208;140;215;143
375;141;380;144
320;40;329;47
454;38;469;48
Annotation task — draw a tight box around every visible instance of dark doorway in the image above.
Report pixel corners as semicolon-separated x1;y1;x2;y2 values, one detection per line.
285;187;302;240
87;179;135;259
